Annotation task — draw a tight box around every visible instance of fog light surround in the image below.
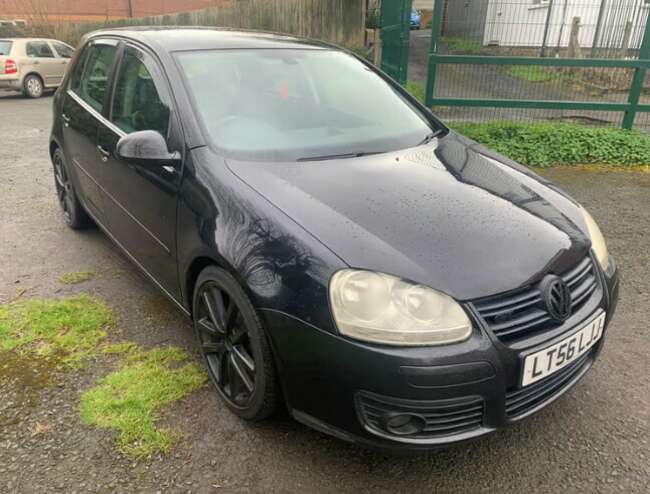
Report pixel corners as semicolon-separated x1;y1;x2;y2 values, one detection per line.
382;413;427;436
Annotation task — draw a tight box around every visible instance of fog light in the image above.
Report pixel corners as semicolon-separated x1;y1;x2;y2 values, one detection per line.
382;413;426;436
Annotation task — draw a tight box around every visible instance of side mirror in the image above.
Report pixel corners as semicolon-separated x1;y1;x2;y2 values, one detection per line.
116;130;180;166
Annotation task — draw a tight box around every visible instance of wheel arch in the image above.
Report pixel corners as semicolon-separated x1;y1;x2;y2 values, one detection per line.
184;255;219;315
22;71;43;88
49;139;61;159
183;253;255;317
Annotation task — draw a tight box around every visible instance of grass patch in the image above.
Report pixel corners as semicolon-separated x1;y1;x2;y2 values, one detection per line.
440;36;483;55
59;270;96;285
450;121;650;167
80;346;206;459
507;66;558;83
102;341;139;355
0;295;112;364
405;80;426;103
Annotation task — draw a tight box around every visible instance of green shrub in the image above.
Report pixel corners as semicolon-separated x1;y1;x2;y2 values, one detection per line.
450;121;650;167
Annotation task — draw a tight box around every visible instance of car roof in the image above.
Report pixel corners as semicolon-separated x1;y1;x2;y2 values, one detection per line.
86;26;334;53
0;38;67;43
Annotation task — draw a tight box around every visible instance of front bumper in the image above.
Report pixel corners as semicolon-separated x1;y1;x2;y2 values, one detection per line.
262;259;619;451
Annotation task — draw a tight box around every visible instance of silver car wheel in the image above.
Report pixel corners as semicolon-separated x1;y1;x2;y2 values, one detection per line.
25;76;43;98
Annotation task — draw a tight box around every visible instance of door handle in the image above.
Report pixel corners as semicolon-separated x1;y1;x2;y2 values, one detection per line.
33;60;40;65
97;145;111;162
61;113;70;127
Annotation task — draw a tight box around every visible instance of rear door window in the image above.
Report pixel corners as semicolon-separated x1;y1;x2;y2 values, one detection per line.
26;41;55;58
0;41;12;55
73;41;118;113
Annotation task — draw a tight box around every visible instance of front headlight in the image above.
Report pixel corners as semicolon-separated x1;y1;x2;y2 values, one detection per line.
329;270;472;346
581;207;610;271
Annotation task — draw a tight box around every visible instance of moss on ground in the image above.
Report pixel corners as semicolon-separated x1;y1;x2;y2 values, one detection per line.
406;80;426;103
0;295;112;365
0;295;206;459
506;66;558;83
59;270;96;285
80;346;206;459
0;295;113;426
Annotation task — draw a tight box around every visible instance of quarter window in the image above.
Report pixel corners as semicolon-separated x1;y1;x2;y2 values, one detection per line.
52;41;74;59
26;41;54;58
0;41;12;56
75;42;117;113
110;47;169;136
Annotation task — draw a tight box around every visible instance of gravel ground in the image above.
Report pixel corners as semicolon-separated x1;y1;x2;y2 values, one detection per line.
0;91;649;493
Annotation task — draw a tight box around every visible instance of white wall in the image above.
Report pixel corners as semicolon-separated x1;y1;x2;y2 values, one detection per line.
483;0;648;49
412;0;433;9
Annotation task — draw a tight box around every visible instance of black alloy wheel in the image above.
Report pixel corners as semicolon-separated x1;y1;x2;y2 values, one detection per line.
52;148;91;229
193;266;279;420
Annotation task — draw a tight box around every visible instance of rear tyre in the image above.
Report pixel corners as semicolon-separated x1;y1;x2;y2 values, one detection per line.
52;148;92;229
23;74;43;98
193;266;280;421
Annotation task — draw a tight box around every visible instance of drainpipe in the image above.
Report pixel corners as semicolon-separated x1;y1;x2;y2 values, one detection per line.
127;0;133;18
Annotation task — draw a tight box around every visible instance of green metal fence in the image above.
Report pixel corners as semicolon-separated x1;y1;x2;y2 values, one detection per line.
374;0;413;84
424;0;650;130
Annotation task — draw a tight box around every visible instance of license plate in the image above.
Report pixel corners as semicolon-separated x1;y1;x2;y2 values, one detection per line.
521;311;606;387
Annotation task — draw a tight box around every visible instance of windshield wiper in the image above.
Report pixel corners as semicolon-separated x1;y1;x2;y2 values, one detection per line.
418;128;445;146
297;151;383;162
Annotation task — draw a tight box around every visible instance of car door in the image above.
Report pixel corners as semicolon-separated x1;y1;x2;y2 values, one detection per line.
24;40;60;86
96;44;181;298
50;41;74;83
60;39;119;223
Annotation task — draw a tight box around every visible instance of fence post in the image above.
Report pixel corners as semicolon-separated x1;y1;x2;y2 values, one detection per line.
425;0;444;108
591;0;607;58
540;0;555;58
568;17;582;59
622;16;650;129
619;21;633;59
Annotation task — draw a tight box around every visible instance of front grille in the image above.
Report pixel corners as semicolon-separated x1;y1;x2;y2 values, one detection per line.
357;392;484;439
505;351;592;419
472;257;599;344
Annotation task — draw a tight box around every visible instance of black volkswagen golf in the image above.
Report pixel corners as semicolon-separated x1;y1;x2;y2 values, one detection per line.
50;27;619;451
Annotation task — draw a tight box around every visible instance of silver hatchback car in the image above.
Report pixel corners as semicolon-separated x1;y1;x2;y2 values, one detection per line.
0;38;74;98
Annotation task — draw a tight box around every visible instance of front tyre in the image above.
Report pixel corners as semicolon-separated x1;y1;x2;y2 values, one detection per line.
193;266;280;421
23;74;44;98
52;148;92;229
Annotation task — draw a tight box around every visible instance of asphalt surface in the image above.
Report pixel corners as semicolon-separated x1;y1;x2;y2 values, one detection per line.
0;91;649;493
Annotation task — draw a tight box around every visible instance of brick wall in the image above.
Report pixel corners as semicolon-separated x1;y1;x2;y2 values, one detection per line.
0;0;230;21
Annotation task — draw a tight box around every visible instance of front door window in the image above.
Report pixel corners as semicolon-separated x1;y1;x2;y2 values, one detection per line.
110;47;169;136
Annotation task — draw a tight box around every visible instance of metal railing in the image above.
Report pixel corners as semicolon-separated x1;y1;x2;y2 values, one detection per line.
424;0;650;130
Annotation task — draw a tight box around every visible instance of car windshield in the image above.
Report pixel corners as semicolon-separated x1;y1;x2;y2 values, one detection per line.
175;49;438;162
0;41;12;55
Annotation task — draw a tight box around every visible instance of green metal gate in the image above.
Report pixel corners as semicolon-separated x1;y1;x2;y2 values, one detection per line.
424;0;650;130
380;0;413;84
